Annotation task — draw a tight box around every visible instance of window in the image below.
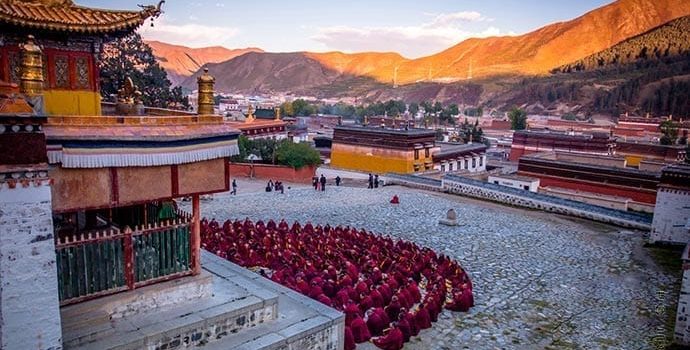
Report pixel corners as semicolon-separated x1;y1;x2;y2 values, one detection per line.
441;165;445;172
449;163;453;171
54;56;69;88
414;150;419;160
494;181;499;184
479;157;483;167
425;148;430;158
75;57;90;89
524;185;529;190
465;159;469;169
472;158;476;168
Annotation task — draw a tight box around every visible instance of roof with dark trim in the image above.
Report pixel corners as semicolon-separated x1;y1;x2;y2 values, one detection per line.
0;0;163;34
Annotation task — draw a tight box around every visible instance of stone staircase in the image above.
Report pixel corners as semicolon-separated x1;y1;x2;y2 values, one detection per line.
62;251;343;350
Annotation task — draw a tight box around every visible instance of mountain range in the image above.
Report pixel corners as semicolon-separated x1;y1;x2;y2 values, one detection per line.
148;0;690;115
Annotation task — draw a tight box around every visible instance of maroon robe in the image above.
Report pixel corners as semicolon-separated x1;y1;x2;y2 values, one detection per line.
384;297;402;321
397;317;412;342
414;307;432;330
345;326;356;350
372;327;404;350
367;308;391;337
351;317;371;343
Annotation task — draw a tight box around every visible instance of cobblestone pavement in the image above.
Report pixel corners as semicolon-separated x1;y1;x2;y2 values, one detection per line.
185;183;677;350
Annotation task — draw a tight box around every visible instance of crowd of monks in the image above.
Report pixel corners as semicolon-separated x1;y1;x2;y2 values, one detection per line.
201;218;474;350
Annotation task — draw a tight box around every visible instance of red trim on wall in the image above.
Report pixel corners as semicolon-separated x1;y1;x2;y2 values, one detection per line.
171;165;179;197
522;172;658;204
110;167;119;204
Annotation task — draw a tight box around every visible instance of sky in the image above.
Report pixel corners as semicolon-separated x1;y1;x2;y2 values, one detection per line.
82;0;613;58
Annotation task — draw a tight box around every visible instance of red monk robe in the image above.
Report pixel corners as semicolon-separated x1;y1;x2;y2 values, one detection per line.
344;326;356;350
414;306;432;330
384;296;402;321
397;316;412;342
351;317;371;343
372;327;404;350
445;289;472;312
366;308;391;337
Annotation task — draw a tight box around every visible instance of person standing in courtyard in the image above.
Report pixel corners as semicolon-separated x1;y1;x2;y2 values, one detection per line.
313;176;318;191
374;174;379;188
320;174;327;192
336;176;341;187
231;179;237;195
368;173;374;189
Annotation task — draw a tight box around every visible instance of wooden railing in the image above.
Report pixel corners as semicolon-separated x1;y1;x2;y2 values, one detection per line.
55;212;193;305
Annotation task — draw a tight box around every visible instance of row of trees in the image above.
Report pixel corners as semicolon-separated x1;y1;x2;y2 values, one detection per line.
231;136;321;169
279;98;478;125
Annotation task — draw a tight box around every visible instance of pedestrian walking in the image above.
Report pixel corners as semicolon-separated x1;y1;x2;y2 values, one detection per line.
368;173;373;189
231;179;237;195
374;174;379;188
335;176;341;186
313;176;318;191
320;174;326;192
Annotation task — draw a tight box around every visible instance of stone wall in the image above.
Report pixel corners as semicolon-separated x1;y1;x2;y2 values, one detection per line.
384;173;651;230
0;180;62;350
229;163;317;183
675;245;690;346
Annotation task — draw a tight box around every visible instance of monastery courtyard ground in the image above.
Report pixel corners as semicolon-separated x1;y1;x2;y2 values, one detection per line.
185;179;678;350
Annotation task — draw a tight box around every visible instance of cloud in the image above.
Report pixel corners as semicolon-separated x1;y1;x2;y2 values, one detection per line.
139;18;238;48
313;11;510;58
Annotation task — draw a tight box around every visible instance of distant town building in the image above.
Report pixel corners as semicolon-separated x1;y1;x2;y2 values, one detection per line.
517;151;660;212
488;174;540;192
433;142;487;173
226;106;287;141
509;129;615;161
330;125;437;173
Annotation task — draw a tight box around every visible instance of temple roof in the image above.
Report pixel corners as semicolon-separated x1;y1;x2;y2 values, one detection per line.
0;0;163;34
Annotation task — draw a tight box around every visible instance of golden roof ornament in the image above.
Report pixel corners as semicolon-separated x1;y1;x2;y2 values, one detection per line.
196;67;215;115
20;34;43;96
274;107;281;121
245;104;256;123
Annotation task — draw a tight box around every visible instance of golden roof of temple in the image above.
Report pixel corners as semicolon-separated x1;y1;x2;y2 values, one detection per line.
0;0;163;33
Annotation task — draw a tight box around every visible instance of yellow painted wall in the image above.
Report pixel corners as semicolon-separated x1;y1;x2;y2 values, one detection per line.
331;143;433;174
625;155;643;167
44;90;101;116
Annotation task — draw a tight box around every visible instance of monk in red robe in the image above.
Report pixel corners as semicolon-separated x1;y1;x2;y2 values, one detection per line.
366;307;391;337
344;326;356;350
384;295;402;321
445;288;472;312
350;316;371;343
372;326;404;350
414;306;432;330
396;315;412;342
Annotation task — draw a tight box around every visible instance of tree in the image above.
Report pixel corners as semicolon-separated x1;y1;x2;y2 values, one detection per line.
508;107;527;130
280;101;294;117
99;33;188;109
659;119;679;145
276;142;321;169
408;102;419;115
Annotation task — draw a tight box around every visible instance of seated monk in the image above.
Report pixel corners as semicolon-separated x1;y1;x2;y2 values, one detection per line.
400;309;419;337
414;306;432;330
316;294;332;307
345;326;356;350
390;195;400;204
359;293;374;314
344;302;361;326
384;295;402;321
372;326;404;350
366;307;391;337
396;315;412;342
370;288;384;308
445;289;472;312
350;316;371;343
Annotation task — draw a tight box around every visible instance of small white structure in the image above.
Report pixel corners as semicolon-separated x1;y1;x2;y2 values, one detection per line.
433;143;487;173
488;174;540;192
650;165;690;244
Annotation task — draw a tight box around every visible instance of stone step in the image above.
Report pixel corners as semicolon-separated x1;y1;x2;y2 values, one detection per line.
62;267;278;349
199;252;344;350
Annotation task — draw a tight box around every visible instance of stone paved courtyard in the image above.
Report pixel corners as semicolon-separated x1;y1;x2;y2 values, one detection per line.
185;182;678;350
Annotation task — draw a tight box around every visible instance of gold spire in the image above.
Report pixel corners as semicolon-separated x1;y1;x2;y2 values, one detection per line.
20;34;43;96
245;104;256;123
196;68;215;115
274;107;281;121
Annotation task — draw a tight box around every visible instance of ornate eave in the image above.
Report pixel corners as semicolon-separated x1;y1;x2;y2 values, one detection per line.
0;0;164;34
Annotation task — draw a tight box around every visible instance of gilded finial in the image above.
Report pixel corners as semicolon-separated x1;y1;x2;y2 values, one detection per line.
197;67;215;115
20;35;44;96
274;107;281;121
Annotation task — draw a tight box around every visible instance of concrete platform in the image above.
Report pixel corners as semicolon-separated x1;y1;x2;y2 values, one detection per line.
61;251;344;350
